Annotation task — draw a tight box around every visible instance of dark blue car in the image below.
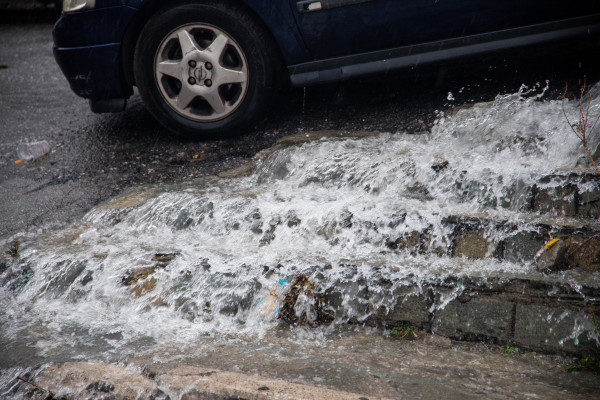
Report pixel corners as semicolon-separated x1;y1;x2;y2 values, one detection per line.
54;0;600;139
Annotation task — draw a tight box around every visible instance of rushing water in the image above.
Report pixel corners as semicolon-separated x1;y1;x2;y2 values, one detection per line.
1;84;600;397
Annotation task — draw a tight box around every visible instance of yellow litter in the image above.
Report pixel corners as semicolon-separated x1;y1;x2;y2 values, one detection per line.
544;238;561;251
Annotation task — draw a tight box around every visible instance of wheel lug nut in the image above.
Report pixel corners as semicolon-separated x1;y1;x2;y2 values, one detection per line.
205;62;212;70
188;60;197;68
188;77;196;85
205;79;212;87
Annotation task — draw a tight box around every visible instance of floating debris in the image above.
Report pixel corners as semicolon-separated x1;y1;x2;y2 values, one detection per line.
278;274;333;326
5;241;19;258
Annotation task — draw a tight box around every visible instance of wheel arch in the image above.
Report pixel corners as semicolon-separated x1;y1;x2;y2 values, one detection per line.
121;0;309;87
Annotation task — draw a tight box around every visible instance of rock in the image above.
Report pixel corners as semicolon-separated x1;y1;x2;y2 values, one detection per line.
173;209;194;230
80;270;93;286
386;231;421;253
245;208;263;234
122;266;159;286
578;185;600;218
387;213;406;229
122;265;164;297
0;258;10;275
386;289;431;327
514;304;599;354
149;388;171;400
565;236;600;271
43;261;87;294
431;160;449;173
285;210;301;227
35;362;156;399
432;297;513;341
340;210;354;228
405;183;432;201
86;380;115;394
152;253;178;263
259;216;281;246
424;334;452;348
536;240;568;272
130;278;157;297
502;231;545;263
0;262;32;291
499;179;534;211
533;184;577;217
421;231;449;256
453;230;493;259
217;161;254;178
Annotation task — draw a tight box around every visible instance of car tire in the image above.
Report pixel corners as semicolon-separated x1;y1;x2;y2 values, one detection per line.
134;1;280;140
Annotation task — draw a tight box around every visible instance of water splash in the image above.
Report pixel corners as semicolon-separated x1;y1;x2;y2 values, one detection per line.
1;84;599;366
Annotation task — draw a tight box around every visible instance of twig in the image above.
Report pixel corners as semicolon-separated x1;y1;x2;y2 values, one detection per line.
567;233;600;258
562;77;600;176
17;377;65;400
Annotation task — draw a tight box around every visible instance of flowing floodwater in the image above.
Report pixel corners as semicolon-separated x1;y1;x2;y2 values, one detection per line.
1;84;600;398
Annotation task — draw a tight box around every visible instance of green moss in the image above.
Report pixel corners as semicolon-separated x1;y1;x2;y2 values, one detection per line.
502;345;524;354
390;325;418;340
566;357;600;374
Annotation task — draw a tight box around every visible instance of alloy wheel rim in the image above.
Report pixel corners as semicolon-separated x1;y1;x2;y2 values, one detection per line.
154;23;249;122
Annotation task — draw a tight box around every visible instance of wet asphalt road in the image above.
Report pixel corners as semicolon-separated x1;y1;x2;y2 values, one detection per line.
1;15;600;240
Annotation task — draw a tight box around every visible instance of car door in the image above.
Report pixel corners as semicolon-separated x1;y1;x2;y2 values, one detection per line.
288;0;598;60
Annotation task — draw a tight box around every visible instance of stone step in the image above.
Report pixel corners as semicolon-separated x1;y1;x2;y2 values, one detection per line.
474;171;600;219
386;213;600;271
244;131;600;221
323;272;600;356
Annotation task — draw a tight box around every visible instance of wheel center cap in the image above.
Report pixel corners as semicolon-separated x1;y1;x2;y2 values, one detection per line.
193;65;211;82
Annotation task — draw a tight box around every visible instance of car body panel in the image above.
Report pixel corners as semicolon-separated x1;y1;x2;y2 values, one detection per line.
53;5;137;48
289;13;600;85
288;0;598;59
53;5;137;99
53;0;600;102
53;42;132;99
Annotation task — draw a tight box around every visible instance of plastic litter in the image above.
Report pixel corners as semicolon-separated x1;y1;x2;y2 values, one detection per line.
544;238;561;251
254;279;288;321
17;140;50;161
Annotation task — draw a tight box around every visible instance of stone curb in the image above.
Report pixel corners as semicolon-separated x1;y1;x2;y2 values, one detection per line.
33;362;392;400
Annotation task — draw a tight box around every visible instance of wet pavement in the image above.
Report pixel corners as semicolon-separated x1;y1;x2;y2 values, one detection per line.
1;18;600;239
26;331;600;399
